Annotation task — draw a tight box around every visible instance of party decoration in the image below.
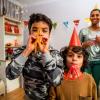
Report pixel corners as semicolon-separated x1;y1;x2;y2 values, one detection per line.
64;65;82;80
69;27;81;46
33;32;48;53
94;4;100;9
24;21;29;26
63;21;69;28
73;19;80;27
84;18;91;23
52;22;57;30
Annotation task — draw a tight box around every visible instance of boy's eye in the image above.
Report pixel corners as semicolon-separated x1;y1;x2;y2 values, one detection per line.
77;55;83;58
43;29;49;33
32;29;37;32
67;54;73;57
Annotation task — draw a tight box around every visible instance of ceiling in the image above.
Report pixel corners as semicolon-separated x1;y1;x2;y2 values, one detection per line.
15;0;53;7
9;0;59;19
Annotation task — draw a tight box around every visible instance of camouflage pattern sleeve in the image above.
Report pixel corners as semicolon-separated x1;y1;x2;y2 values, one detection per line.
6;46;27;80
42;50;64;86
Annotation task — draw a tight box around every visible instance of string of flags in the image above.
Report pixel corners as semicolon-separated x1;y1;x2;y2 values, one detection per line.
63;21;69;28
52;22;57;30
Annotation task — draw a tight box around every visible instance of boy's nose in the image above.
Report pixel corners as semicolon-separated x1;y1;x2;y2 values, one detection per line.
72;56;77;61
38;31;43;36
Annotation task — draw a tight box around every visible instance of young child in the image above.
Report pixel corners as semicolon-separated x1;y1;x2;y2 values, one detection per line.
49;27;97;100
6;13;63;100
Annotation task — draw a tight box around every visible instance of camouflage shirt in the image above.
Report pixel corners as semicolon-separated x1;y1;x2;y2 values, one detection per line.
6;46;64;100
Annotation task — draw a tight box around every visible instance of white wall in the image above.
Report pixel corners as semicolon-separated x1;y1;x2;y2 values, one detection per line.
23;0;100;50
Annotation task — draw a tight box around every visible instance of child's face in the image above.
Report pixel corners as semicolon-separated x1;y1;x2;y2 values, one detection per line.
30;21;50;37
66;50;84;69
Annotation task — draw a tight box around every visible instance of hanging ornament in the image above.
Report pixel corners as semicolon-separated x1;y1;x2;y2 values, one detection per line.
84;18;91;22
84;18;91;25
73;19;80;27
52;22;57;30
24;21;29;26
94;4;100;9
63;21;69;28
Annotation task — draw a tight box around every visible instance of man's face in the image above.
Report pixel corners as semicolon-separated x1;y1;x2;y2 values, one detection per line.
30;21;50;38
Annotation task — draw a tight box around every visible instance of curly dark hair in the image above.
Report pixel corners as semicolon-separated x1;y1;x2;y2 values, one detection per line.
28;13;52;33
60;46;89;72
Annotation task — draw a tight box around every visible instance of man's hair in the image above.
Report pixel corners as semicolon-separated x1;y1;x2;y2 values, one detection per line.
90;9;100;16
60;46;89;72
28;13;52;33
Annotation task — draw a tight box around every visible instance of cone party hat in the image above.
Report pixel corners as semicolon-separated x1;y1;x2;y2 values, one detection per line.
69;27;81;46
94;4;100;9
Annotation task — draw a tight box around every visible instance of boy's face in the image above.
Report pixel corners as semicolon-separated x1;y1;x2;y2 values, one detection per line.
66;50;84;69
30;21;50;37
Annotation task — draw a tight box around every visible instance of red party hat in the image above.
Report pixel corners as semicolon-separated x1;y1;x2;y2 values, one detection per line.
69;27;81;46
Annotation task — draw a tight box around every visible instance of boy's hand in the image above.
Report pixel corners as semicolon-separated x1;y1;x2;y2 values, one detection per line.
38;35;49;53
26;35;36;51
22;35;36;57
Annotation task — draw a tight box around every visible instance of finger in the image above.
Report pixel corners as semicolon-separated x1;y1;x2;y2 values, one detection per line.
42;36;49;45
31;37;36;44
29;35;37;44
38;41;43;50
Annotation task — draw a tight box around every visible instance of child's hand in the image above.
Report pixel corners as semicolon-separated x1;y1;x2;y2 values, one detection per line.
38;35;49;53
26;35;36;52
22;35;36;57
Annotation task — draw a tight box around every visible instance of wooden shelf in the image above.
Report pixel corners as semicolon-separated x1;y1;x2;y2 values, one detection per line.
0;15;24;93
5;46;21;48
4;16;21;24
5;32;21;36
